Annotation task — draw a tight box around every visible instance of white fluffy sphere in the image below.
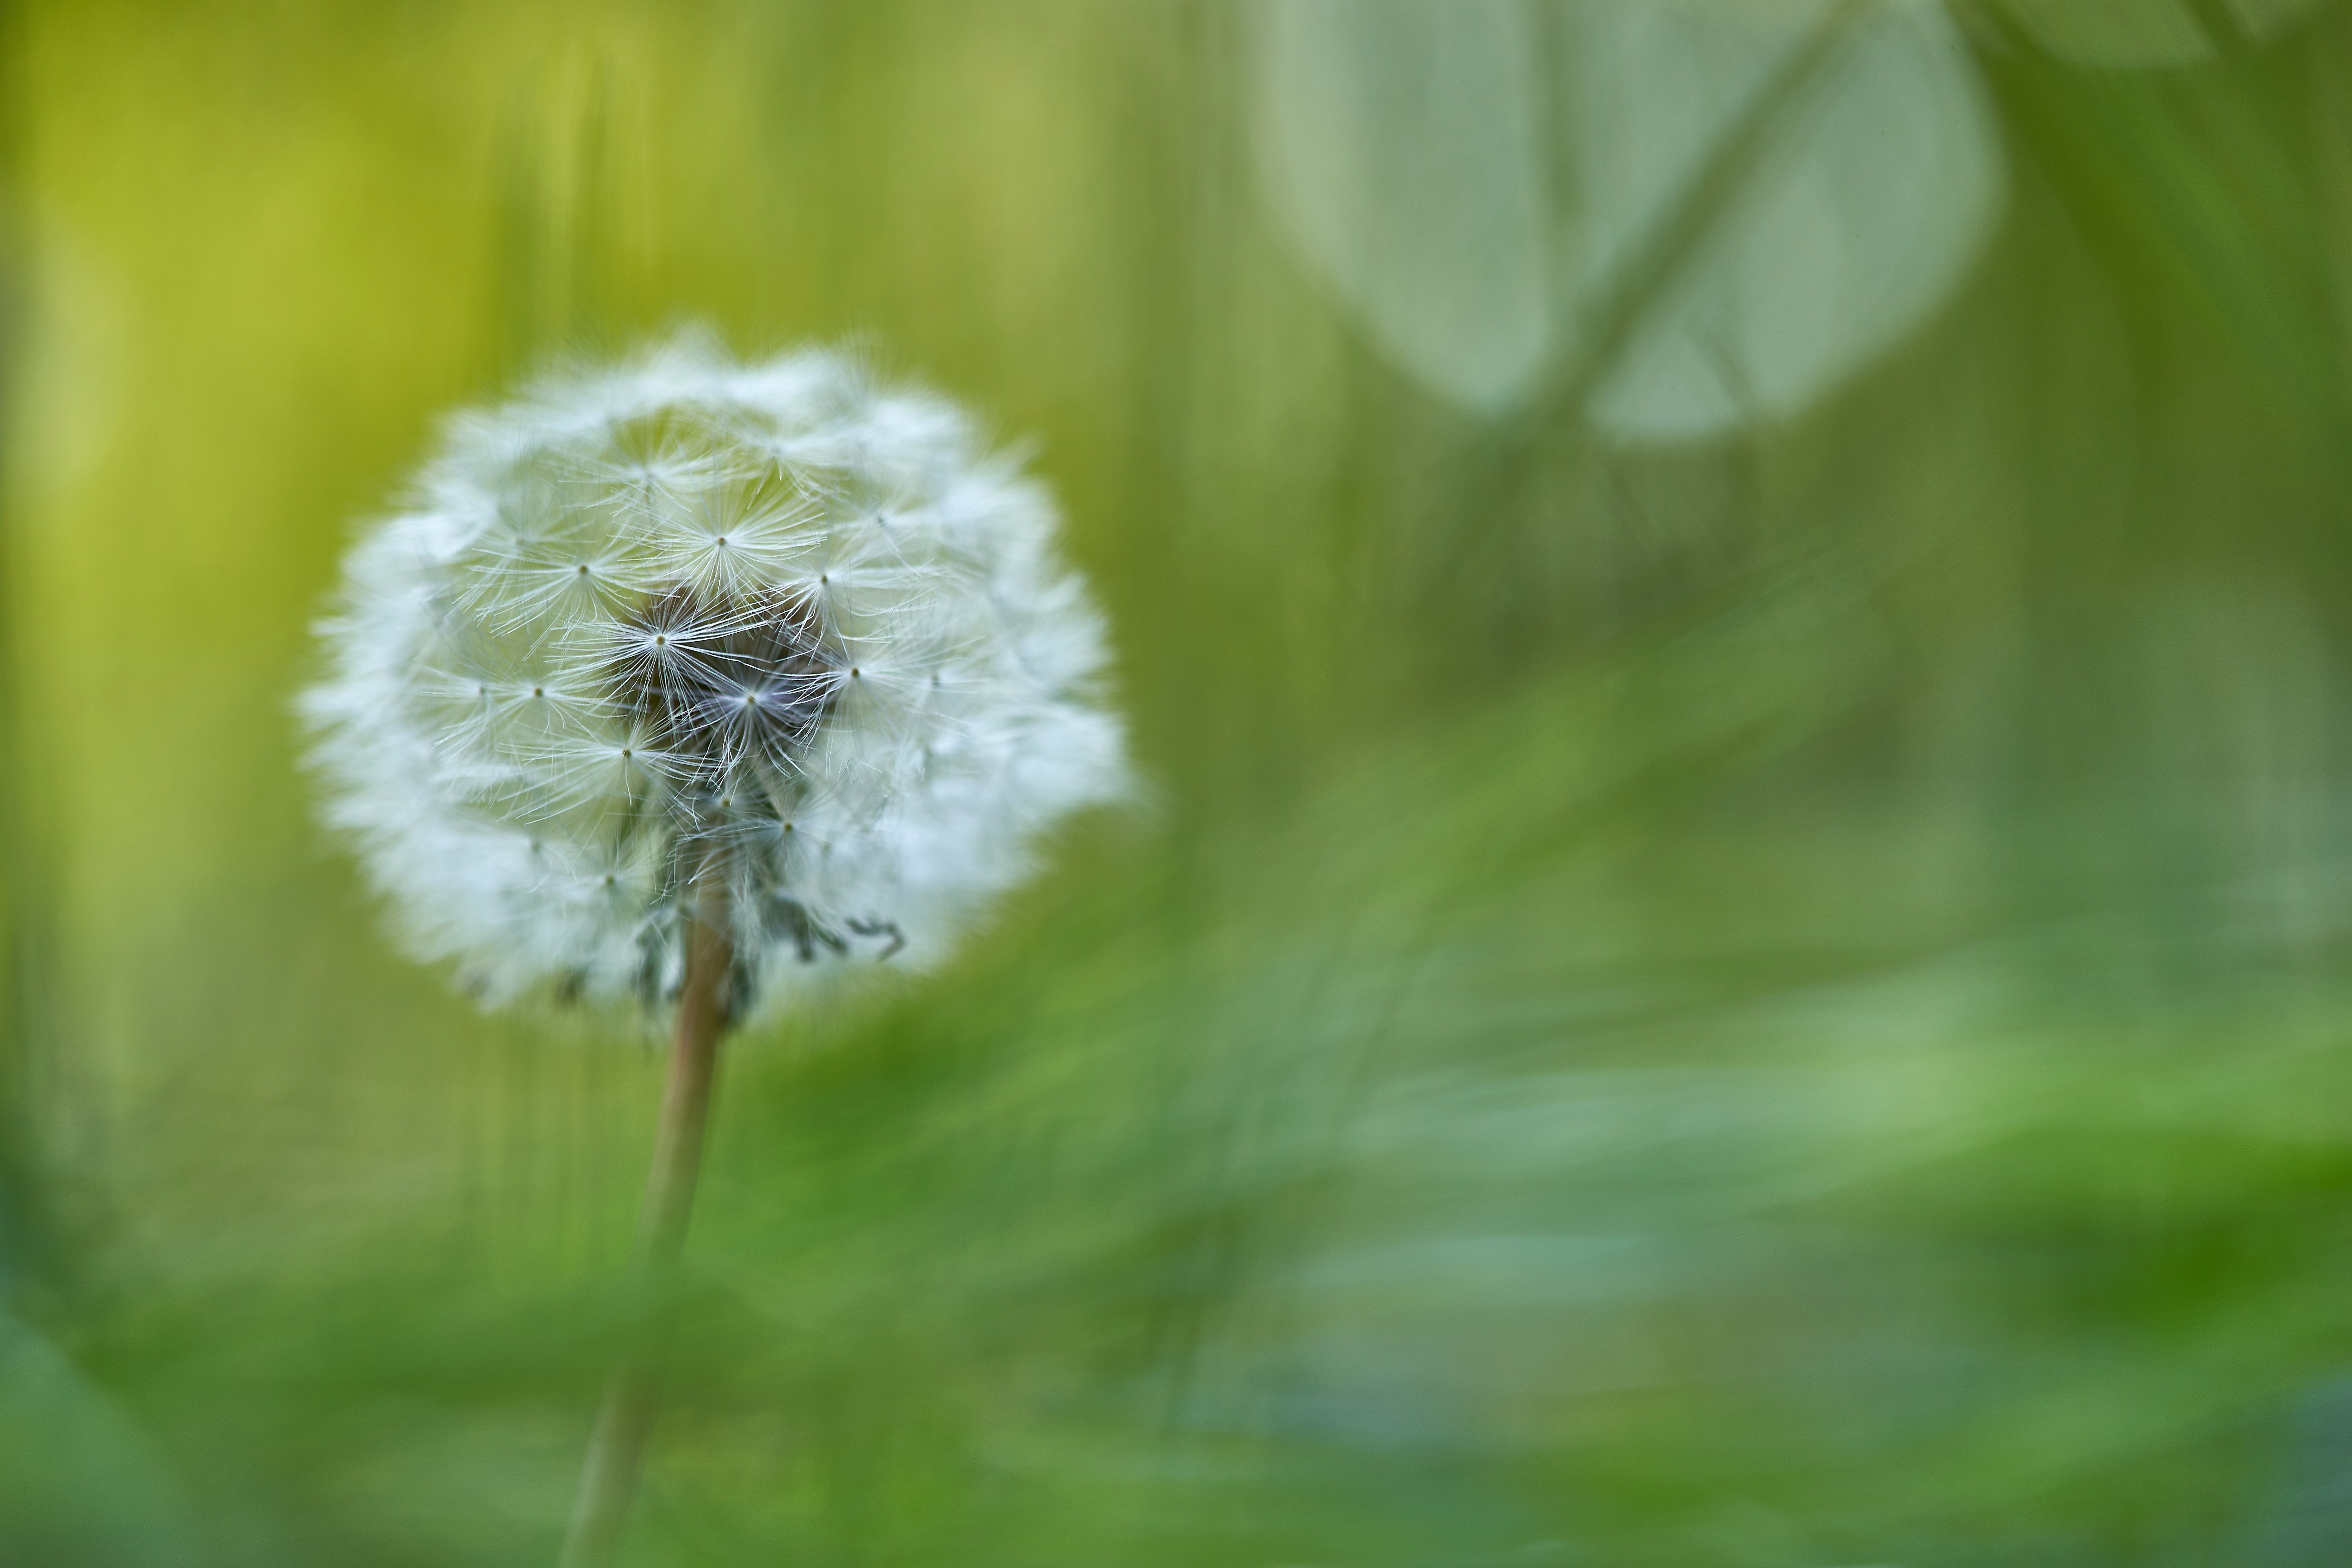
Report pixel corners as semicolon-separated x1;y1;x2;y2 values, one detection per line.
302;332;1127;1019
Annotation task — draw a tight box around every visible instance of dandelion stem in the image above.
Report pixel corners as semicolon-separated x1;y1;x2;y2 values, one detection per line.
559;873;734;1568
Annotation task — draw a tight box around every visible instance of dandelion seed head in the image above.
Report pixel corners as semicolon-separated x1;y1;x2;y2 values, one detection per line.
302;330;1127;1018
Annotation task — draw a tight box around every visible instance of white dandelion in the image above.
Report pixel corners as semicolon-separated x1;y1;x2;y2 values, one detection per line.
299;330;1128;1567
302;329;1127;1020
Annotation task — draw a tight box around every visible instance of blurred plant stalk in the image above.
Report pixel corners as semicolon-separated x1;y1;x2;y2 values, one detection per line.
558;874;733;1568
0;0;51;1311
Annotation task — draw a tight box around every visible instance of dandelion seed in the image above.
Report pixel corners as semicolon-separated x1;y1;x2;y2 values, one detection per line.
301;327;1127;1017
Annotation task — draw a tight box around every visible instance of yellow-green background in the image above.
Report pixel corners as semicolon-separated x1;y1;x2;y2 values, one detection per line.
7;2;2352;1564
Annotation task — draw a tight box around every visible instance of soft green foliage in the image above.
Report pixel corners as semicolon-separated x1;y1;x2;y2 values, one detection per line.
6;2;2352;1564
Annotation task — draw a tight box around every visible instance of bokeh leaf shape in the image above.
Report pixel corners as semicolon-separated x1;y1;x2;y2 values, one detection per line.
1249;0;1556;413
1580;0;2004;439
1997;0;2328;68
1251;0;2005;443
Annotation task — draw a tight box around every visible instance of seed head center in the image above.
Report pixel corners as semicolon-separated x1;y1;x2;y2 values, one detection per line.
609;583;840;797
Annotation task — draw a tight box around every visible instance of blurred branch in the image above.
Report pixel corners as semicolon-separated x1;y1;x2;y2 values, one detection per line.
1445;0;1877;588
1530;0;1876;448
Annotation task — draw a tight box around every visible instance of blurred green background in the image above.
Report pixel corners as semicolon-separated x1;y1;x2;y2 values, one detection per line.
8;0;2352;1562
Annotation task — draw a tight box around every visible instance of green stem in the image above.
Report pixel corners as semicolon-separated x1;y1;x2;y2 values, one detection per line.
558;875;733;1568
